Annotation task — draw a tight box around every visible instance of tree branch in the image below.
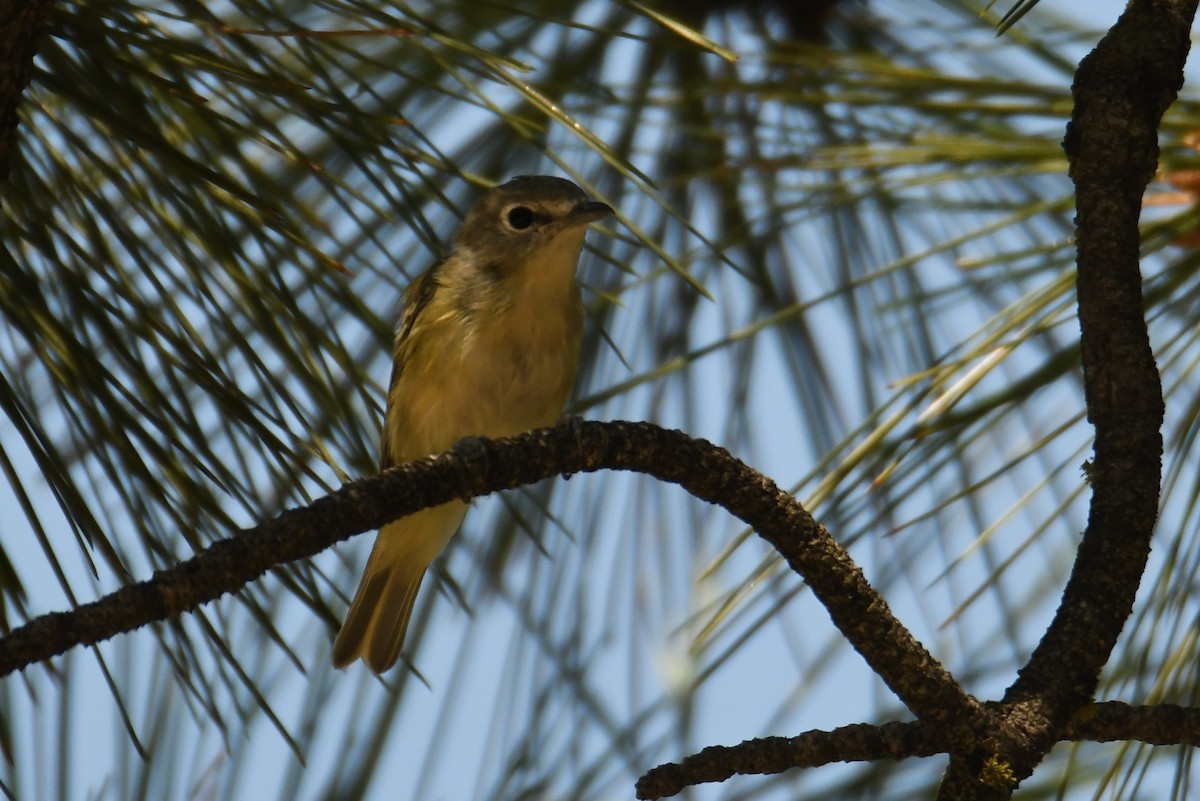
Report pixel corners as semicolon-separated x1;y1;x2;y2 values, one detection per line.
0;420;976;741
1004;0;1191;725
636;720;948;800
933;1;1197;796
0;0;52;179
637;702;1200;800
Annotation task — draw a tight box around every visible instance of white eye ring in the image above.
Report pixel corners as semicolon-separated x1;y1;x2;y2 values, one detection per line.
503;205;535;231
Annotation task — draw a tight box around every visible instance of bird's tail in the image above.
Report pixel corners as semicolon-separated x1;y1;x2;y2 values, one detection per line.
331;502;465;673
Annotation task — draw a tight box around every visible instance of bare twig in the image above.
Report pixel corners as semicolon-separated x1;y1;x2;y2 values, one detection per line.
636;702;1200;799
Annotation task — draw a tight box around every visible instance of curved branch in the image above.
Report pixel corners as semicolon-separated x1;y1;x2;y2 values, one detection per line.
935;1;1199;795
0;420;977;737
1004;0;1191;722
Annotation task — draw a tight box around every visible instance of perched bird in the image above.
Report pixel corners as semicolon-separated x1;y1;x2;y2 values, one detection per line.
332;175;613;673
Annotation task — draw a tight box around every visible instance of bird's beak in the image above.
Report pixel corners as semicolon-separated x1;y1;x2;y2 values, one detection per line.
569;200;615;225
542;200;613;235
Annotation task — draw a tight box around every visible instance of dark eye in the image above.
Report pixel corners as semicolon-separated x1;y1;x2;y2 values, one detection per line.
505;206;534;230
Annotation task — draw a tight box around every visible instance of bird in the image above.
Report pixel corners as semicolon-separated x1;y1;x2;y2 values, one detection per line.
332;175;613;673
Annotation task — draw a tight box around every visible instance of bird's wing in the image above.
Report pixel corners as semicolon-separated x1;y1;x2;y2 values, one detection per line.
379;260;444;472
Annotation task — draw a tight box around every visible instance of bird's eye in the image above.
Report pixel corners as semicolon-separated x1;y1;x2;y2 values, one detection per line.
505;206;535;230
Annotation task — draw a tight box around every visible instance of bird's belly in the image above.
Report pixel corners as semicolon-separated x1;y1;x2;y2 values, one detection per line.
396;320;580;459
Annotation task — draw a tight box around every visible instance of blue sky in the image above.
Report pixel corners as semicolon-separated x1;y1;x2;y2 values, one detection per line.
2;0;1190;799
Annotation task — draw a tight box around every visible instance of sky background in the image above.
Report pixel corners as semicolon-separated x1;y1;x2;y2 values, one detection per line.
2;0;1193;799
